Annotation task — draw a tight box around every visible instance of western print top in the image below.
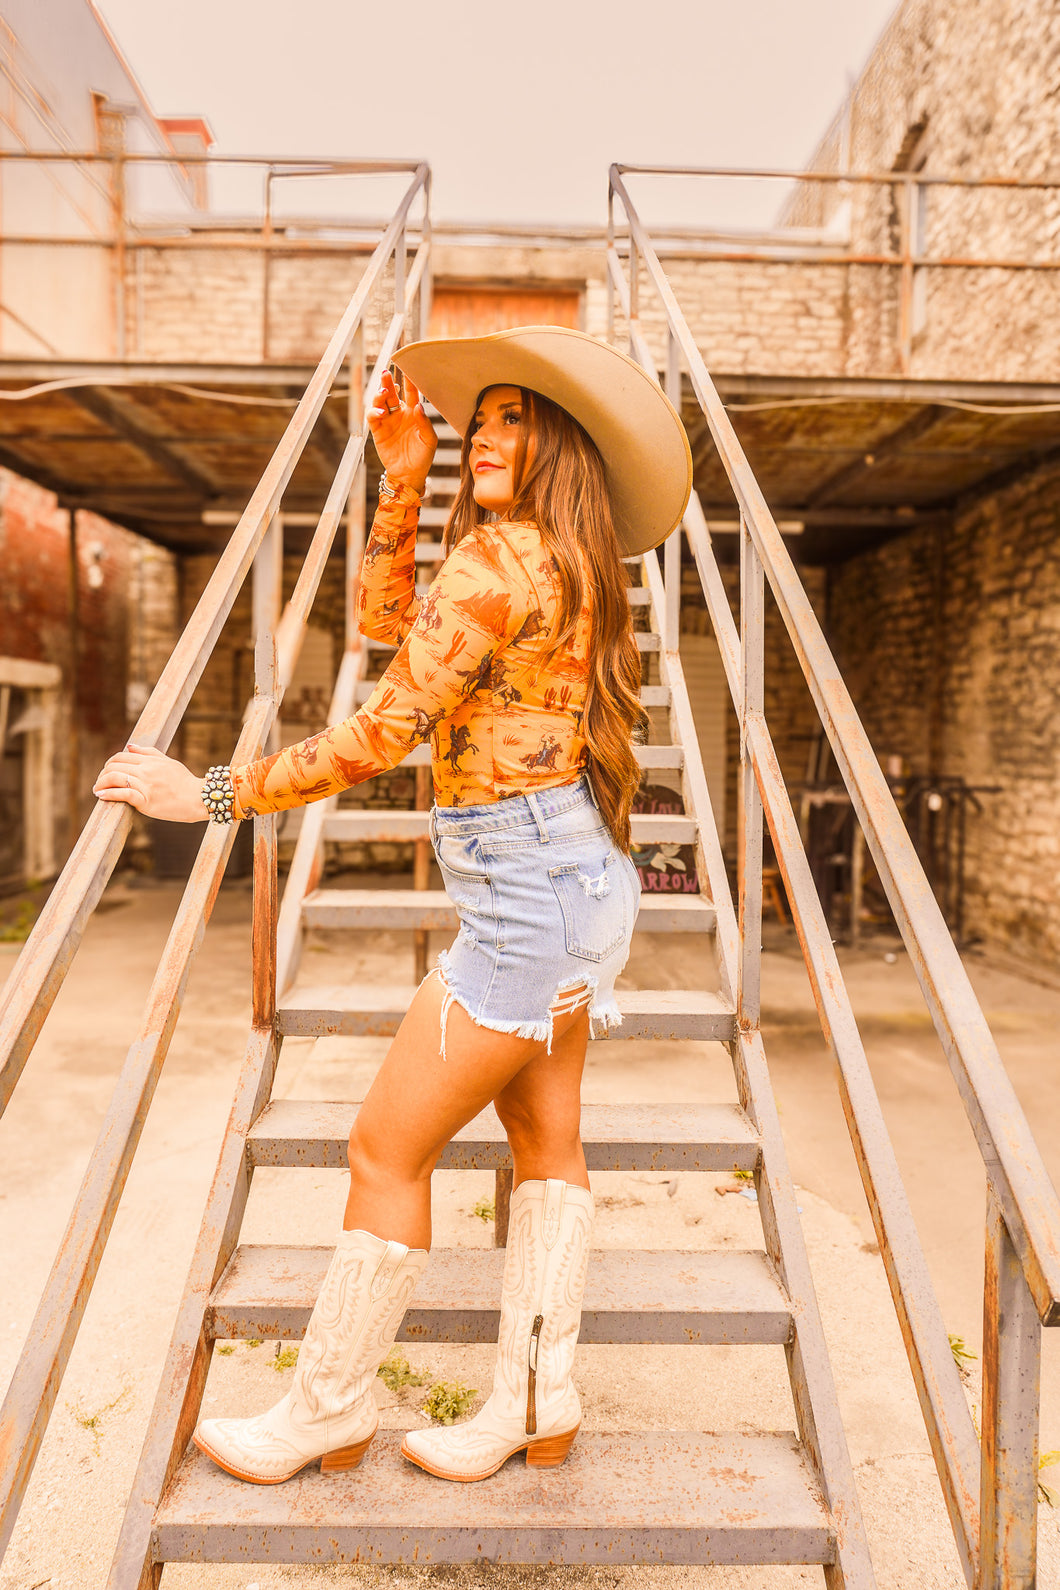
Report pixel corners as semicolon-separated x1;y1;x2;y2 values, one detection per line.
230;483;593;818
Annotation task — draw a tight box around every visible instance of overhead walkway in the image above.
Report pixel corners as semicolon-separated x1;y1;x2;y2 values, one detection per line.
0;157;1056;1588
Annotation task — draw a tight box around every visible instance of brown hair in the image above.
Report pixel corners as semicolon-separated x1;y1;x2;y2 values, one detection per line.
444;386;643;851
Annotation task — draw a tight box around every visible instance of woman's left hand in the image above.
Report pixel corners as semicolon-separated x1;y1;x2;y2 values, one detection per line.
93;742;207;822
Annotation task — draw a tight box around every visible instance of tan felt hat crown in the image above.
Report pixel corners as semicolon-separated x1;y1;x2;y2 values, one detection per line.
392;325;693;557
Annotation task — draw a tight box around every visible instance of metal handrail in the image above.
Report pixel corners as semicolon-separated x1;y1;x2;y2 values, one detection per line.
0;162;430;1560
608;162;1060;379
609;163;1059;1586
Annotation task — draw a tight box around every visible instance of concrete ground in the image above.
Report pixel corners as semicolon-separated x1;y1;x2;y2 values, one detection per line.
1;872;1058;1590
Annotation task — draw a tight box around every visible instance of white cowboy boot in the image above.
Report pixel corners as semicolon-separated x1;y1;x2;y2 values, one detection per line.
402;1178;593;1481
195;1228;427;1484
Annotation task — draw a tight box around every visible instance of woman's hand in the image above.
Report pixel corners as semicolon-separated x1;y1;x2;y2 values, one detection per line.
368;369;436;494
93;742;208;823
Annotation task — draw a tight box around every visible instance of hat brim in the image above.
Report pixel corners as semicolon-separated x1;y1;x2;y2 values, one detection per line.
392;326;692;558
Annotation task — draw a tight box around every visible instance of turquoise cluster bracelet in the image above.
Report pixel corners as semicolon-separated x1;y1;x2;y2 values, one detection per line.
201;764;237;824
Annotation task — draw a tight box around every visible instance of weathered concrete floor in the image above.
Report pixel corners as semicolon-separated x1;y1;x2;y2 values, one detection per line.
1;874;1058;1589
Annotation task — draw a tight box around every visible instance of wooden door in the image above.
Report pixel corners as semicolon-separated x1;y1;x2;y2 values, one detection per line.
429;285;581;338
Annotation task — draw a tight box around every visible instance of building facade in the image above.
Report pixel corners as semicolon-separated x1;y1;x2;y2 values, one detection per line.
0;0;1057;969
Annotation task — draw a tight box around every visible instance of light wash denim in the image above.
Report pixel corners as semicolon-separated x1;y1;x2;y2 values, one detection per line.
428;776;640;1054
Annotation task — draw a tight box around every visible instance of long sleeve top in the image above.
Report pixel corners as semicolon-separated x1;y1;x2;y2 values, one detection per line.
230;483;593;819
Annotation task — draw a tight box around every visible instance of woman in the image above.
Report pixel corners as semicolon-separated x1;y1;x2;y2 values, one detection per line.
94;326;692;1486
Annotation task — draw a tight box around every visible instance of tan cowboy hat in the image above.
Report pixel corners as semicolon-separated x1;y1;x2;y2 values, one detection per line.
392;325;693;557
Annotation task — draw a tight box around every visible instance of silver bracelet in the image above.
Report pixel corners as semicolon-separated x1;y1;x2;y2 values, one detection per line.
378;471;421;505
201;764;237;824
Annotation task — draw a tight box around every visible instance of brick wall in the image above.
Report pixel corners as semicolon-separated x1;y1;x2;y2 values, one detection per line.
830;462;1060;963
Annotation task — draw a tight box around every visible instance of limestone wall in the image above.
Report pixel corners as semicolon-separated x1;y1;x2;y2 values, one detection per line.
830;459;1060;963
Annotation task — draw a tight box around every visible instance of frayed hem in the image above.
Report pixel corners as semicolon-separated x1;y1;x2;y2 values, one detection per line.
588;999;623;1041
429;961;605;1059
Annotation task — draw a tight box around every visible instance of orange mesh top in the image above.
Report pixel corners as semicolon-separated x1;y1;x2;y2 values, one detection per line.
230;483;592;819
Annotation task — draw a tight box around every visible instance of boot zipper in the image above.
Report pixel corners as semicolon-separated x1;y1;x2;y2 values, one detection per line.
525;1313;544;1435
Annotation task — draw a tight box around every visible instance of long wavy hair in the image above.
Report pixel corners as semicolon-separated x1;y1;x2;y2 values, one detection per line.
444;385;643;852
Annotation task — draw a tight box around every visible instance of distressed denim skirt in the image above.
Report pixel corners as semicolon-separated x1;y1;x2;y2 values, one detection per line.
429;776;640;1054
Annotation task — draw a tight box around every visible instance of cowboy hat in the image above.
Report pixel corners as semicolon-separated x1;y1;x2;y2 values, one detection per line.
391;325;692;557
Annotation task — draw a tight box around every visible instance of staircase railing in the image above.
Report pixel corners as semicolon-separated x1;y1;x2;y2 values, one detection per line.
0;159;431;1562
609;162;1060;1590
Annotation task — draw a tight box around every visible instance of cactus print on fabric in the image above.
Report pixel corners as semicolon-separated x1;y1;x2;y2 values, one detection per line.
230;488;593;819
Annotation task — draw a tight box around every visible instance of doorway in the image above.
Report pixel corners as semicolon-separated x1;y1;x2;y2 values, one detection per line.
429;285;582;338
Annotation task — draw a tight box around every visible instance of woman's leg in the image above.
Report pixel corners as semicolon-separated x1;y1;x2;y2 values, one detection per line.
400;1001;596;1483
195;973;588;1485
343;972;589;1247
492;1008;591;1189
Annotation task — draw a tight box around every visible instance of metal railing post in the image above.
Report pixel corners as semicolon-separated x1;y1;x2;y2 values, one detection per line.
980;1190;1041;1588
394;222;407;321
628;236;639;355
663;331;682;651
898;174;914;377
251;511;282;1029
738;512;763;1029
346;323;367;647
606;181;616;345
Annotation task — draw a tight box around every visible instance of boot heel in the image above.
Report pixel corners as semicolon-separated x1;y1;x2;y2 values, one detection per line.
321;1431;375;1472
526;1426;578;1467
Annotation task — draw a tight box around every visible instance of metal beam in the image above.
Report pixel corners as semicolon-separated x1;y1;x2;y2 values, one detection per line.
714;373;1060;406
0;360;316;387
67;387;219;497
4;363;1060;407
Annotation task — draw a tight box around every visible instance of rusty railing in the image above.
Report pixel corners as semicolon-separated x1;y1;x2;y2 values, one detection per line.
608;161;1060;376
0;149;430;363
0;157;431;1560
608;163;1060;1589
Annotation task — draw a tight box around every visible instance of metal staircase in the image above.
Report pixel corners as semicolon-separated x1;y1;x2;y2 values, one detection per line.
1;157;1058;1589
120;537;873;1583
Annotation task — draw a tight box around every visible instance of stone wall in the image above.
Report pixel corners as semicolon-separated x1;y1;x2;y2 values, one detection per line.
830;461;1060;964
128;244;396;365
787;0;1060;383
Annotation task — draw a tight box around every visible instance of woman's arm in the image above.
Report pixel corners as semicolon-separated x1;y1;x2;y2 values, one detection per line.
230;524;535;818
358;367;437;644
357;484;422;644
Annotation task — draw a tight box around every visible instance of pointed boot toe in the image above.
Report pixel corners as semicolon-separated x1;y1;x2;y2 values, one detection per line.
193;1230;427;1486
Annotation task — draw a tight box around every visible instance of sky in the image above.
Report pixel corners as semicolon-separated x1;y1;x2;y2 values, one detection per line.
95;0;900;231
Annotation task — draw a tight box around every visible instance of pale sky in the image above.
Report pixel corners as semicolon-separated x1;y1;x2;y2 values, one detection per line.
95;0;900;229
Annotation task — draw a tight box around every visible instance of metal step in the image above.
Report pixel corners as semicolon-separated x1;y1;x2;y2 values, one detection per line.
277;985;735;1041
417;504;450;527
301;888;716;934
246;1099;759;1172
207;1245;790;1346
635;745;683;769
154;1431;833;1567
323;809;696;845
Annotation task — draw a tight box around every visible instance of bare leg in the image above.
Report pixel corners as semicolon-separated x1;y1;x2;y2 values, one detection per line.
493;1007;590;1189
343;974;589;1248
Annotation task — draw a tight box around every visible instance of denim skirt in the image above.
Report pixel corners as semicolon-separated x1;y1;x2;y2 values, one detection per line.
428;776;640;1052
